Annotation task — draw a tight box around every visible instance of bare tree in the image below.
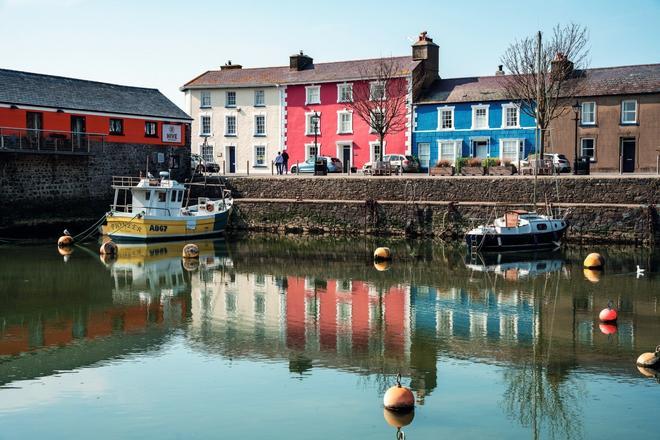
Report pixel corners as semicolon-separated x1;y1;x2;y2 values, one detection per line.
500;23;589;156
346;57;412;163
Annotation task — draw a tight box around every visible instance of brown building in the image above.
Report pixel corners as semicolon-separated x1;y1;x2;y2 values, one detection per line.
549;64;660;173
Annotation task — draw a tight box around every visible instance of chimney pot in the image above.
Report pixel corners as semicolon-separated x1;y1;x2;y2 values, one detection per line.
290;51;313;71
496;65;504;75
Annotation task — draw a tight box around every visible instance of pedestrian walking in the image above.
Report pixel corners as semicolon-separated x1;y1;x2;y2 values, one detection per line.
282;150;290;174
275;152;284;175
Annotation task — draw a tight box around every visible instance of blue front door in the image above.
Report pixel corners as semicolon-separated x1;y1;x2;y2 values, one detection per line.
228;146;236;173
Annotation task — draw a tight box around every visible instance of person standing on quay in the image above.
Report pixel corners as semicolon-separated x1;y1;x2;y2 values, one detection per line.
282;149;289;174
275;152;284;175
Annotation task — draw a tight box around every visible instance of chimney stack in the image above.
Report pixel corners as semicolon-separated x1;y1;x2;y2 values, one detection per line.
290;50;314;71
221;60;242;70
550;52;573;80
495;65;505;76
412;31;439;89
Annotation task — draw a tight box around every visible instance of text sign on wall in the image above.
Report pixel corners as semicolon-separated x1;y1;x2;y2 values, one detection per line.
162;124;182;143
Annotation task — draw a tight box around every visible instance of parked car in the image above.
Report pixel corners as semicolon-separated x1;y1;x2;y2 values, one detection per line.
384;154;421;173
191;153;220;173
290;156;343;173
519;153;571;173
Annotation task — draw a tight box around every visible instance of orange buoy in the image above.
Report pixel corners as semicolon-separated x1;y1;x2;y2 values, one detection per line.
383;374;414;411
57;246;74;257
58;235;74;247
374;247;392;262
599;323;617;335
99;240;118;255
583;269;601;283
584;253;604;269
636;346;660;368
182;258;200;272
374;260;391;272
383;408;414;428
599;301;618;322
182;243;200;259
637;366;658;379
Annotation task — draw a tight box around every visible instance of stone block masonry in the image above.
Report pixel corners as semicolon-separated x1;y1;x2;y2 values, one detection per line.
193;176;660;245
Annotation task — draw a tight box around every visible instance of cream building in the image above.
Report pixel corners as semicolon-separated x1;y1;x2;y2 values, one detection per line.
182;62;286;174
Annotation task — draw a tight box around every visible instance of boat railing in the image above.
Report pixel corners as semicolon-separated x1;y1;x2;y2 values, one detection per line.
112;176;142;188
112;203;133;213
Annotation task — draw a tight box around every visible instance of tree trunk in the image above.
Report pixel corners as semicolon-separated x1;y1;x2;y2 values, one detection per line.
379;132;385;161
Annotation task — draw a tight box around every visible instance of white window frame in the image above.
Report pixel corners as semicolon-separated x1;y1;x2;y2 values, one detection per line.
501;103;520;128
437;140;459;164
337;83;353;103
225;91;236;108
621;100;637;124
580;137;596;161
200;91;211;108
199;113;212;136
305;143;320;160
254;89;265;107
335;141;353;168
437;106;455;130
305;85;321;105
499;138;522;162
417;142;431;168
370;108;384;134
305;111;321;136
581;101;596;125
253;144;267;167
370;81;387;101
200;143;214;162
254;114;266;136
225;114;237;136
471;104;490;129
336;110;353;134
369;140;386;162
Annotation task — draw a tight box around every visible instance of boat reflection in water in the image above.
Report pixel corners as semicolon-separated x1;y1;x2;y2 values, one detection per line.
464;252;566;280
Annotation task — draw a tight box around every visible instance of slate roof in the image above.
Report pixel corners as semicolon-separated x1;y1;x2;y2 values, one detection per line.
0;68;191;120
417;63;660;104
182;56;418;89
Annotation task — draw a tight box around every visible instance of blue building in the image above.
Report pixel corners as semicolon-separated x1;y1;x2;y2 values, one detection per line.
412;75;537;169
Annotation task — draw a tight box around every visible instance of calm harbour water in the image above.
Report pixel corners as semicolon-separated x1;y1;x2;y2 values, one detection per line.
1;236;659;439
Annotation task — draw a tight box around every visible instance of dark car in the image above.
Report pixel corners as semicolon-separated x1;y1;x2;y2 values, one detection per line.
383;154;421;173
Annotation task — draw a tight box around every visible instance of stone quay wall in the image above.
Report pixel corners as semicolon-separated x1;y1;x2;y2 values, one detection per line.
0;142;190;236
192;176;660;245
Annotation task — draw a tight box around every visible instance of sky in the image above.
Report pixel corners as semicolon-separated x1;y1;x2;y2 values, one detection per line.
1;0;659;110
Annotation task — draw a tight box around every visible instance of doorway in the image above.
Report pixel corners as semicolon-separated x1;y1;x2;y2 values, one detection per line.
472;140;489;158
26;112;43;148
227;146;236;173
341;144;351;173
621;138;636;172
70;115;86;150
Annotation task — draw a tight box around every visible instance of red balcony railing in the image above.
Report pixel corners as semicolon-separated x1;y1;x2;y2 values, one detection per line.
0;126;105;154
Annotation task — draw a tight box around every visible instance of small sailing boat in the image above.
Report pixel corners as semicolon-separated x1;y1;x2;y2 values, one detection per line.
100;172;233;241
465;210;567;253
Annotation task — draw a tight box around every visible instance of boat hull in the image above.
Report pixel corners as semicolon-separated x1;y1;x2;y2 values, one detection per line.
466;226;567;253
100;209;231;242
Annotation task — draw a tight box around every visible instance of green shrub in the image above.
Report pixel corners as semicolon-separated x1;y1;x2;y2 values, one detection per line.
455;157;469;173
482;158;501;168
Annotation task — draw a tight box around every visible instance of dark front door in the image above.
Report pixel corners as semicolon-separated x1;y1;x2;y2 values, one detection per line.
228;146;236;173
621;138;636;173
26;112;43;148
342;145;351;173
71;116;86;150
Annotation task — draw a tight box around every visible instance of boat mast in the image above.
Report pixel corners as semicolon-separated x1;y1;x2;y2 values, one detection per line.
533;30;542;209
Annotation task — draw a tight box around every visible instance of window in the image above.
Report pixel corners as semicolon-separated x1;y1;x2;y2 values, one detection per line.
145;121;157;137
254;145;266;166
537;223;548;231
417;143;430;168
145;191;151;201
177;191;183;202
254;115;266;136
472;105;489;129
439;141;458;162
254;90;265;106
171;190;177;202
200;115;211;135
370;81;386;100
370;109;384;133
438;107;454;130
621;100;637;124
581;102;596;125
337;111;352;134
225;91;236;107
337;83;352;102
306;86;320;104
500;139;520;162
201;91;211;107
305;143;318;159
580;138;596;161
502;104;519;128
370;141;384;162
109;118;123;135
157;191;166;202
201;144;214;162
305;112;321;135
225;115;237;136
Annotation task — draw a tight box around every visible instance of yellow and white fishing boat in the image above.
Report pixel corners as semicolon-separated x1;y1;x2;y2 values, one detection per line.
100;172;233;241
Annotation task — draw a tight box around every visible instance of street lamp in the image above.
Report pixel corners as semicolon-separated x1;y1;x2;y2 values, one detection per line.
572;100;580;175
311;111;320;158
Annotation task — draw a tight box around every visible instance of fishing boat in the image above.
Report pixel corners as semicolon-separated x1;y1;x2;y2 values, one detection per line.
465;210;568;253
100;172;232;241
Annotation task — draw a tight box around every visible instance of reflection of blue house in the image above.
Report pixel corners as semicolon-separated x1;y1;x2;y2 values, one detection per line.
412;75;537;169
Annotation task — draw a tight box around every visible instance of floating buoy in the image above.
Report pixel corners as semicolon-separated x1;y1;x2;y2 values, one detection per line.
583;269;601;283
636;346;660;368
599;301;618;323
383;408;414;428
637;366;658;379
383;374;414;411
57;246;74;257
374;247;392;262
99;240;118;255
583;253;604;269
599;323;617;335
374;261;391;272
181;258;199;272
99;253;117;265
58;235;74;247
182;243;200;259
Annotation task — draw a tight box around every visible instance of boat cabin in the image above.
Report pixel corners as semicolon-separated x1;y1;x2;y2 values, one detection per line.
112;172;187;217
